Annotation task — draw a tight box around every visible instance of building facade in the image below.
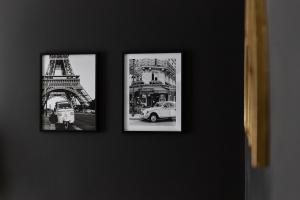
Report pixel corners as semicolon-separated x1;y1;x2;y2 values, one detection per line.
129;58;176;113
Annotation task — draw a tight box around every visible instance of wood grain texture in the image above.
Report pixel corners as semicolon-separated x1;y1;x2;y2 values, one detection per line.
244;0;269;168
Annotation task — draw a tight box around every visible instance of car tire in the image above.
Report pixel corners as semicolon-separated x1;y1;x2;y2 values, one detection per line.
149;113;158;122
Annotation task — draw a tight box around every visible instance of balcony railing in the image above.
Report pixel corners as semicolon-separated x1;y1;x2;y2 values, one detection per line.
43;78;80;87
149;80;163;85
131;81;144;86
43;75;79;79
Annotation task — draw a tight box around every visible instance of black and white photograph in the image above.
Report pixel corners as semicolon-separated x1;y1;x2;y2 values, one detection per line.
41;53;97;131
123;52;182;132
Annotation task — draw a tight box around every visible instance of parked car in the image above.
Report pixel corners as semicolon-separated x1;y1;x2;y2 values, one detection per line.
53;101;75;129
85;109;95;114
140;101;176;122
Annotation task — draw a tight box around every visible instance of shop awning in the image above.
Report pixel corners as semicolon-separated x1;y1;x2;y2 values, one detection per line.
130;86;170;94
153;87;168;94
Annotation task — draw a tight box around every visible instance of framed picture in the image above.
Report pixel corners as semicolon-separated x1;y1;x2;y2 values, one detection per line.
123;52;182;132
40;53;98;132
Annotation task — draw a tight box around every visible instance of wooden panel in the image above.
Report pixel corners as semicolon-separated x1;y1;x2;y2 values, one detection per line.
244;0;269;168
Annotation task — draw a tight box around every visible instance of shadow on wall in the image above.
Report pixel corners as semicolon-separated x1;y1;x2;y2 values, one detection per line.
0;135;7;199
245;139;270;200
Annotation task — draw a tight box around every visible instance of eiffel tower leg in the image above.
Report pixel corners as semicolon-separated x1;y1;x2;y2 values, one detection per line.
65;92;71;103
70;95;77;107
42;94;50;116
65;92;77;107
76;89;92;107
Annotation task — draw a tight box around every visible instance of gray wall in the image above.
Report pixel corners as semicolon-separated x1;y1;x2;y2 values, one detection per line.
0;0;245;200
246;0;300;200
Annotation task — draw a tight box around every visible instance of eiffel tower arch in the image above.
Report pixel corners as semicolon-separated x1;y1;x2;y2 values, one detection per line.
42;55;93;109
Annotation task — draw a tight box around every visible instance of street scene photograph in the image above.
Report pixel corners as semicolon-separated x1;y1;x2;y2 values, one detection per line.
124;53;182;132
41;54;97;131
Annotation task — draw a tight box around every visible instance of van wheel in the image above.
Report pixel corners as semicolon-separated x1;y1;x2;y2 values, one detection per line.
64;122;69;129
150;114;158;122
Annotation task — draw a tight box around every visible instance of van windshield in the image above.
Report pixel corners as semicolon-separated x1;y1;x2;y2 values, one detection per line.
57;103;72;109
154;102;163;107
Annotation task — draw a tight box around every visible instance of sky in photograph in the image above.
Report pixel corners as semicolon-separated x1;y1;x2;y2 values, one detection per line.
42;54;96;109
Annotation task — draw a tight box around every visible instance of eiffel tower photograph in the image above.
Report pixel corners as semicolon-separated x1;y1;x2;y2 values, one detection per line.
41;53;97;131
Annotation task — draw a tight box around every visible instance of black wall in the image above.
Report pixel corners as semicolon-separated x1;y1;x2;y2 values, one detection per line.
0;0;245;199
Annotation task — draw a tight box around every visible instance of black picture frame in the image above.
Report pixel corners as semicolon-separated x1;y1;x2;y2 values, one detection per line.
122;51;183;133
40;51;99;133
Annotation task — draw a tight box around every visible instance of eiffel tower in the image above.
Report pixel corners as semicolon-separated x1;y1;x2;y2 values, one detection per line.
42;55;93;109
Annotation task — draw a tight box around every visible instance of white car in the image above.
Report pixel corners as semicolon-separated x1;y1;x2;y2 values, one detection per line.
85;109;95;114
54;101;75;129
141;101;176;122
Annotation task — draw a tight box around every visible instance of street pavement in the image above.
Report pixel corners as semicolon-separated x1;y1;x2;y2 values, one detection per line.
73;113;96;130
129;118;176;126
42;112;96;131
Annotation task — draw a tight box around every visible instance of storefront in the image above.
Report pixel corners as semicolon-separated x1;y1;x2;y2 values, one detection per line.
129;85;176;114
